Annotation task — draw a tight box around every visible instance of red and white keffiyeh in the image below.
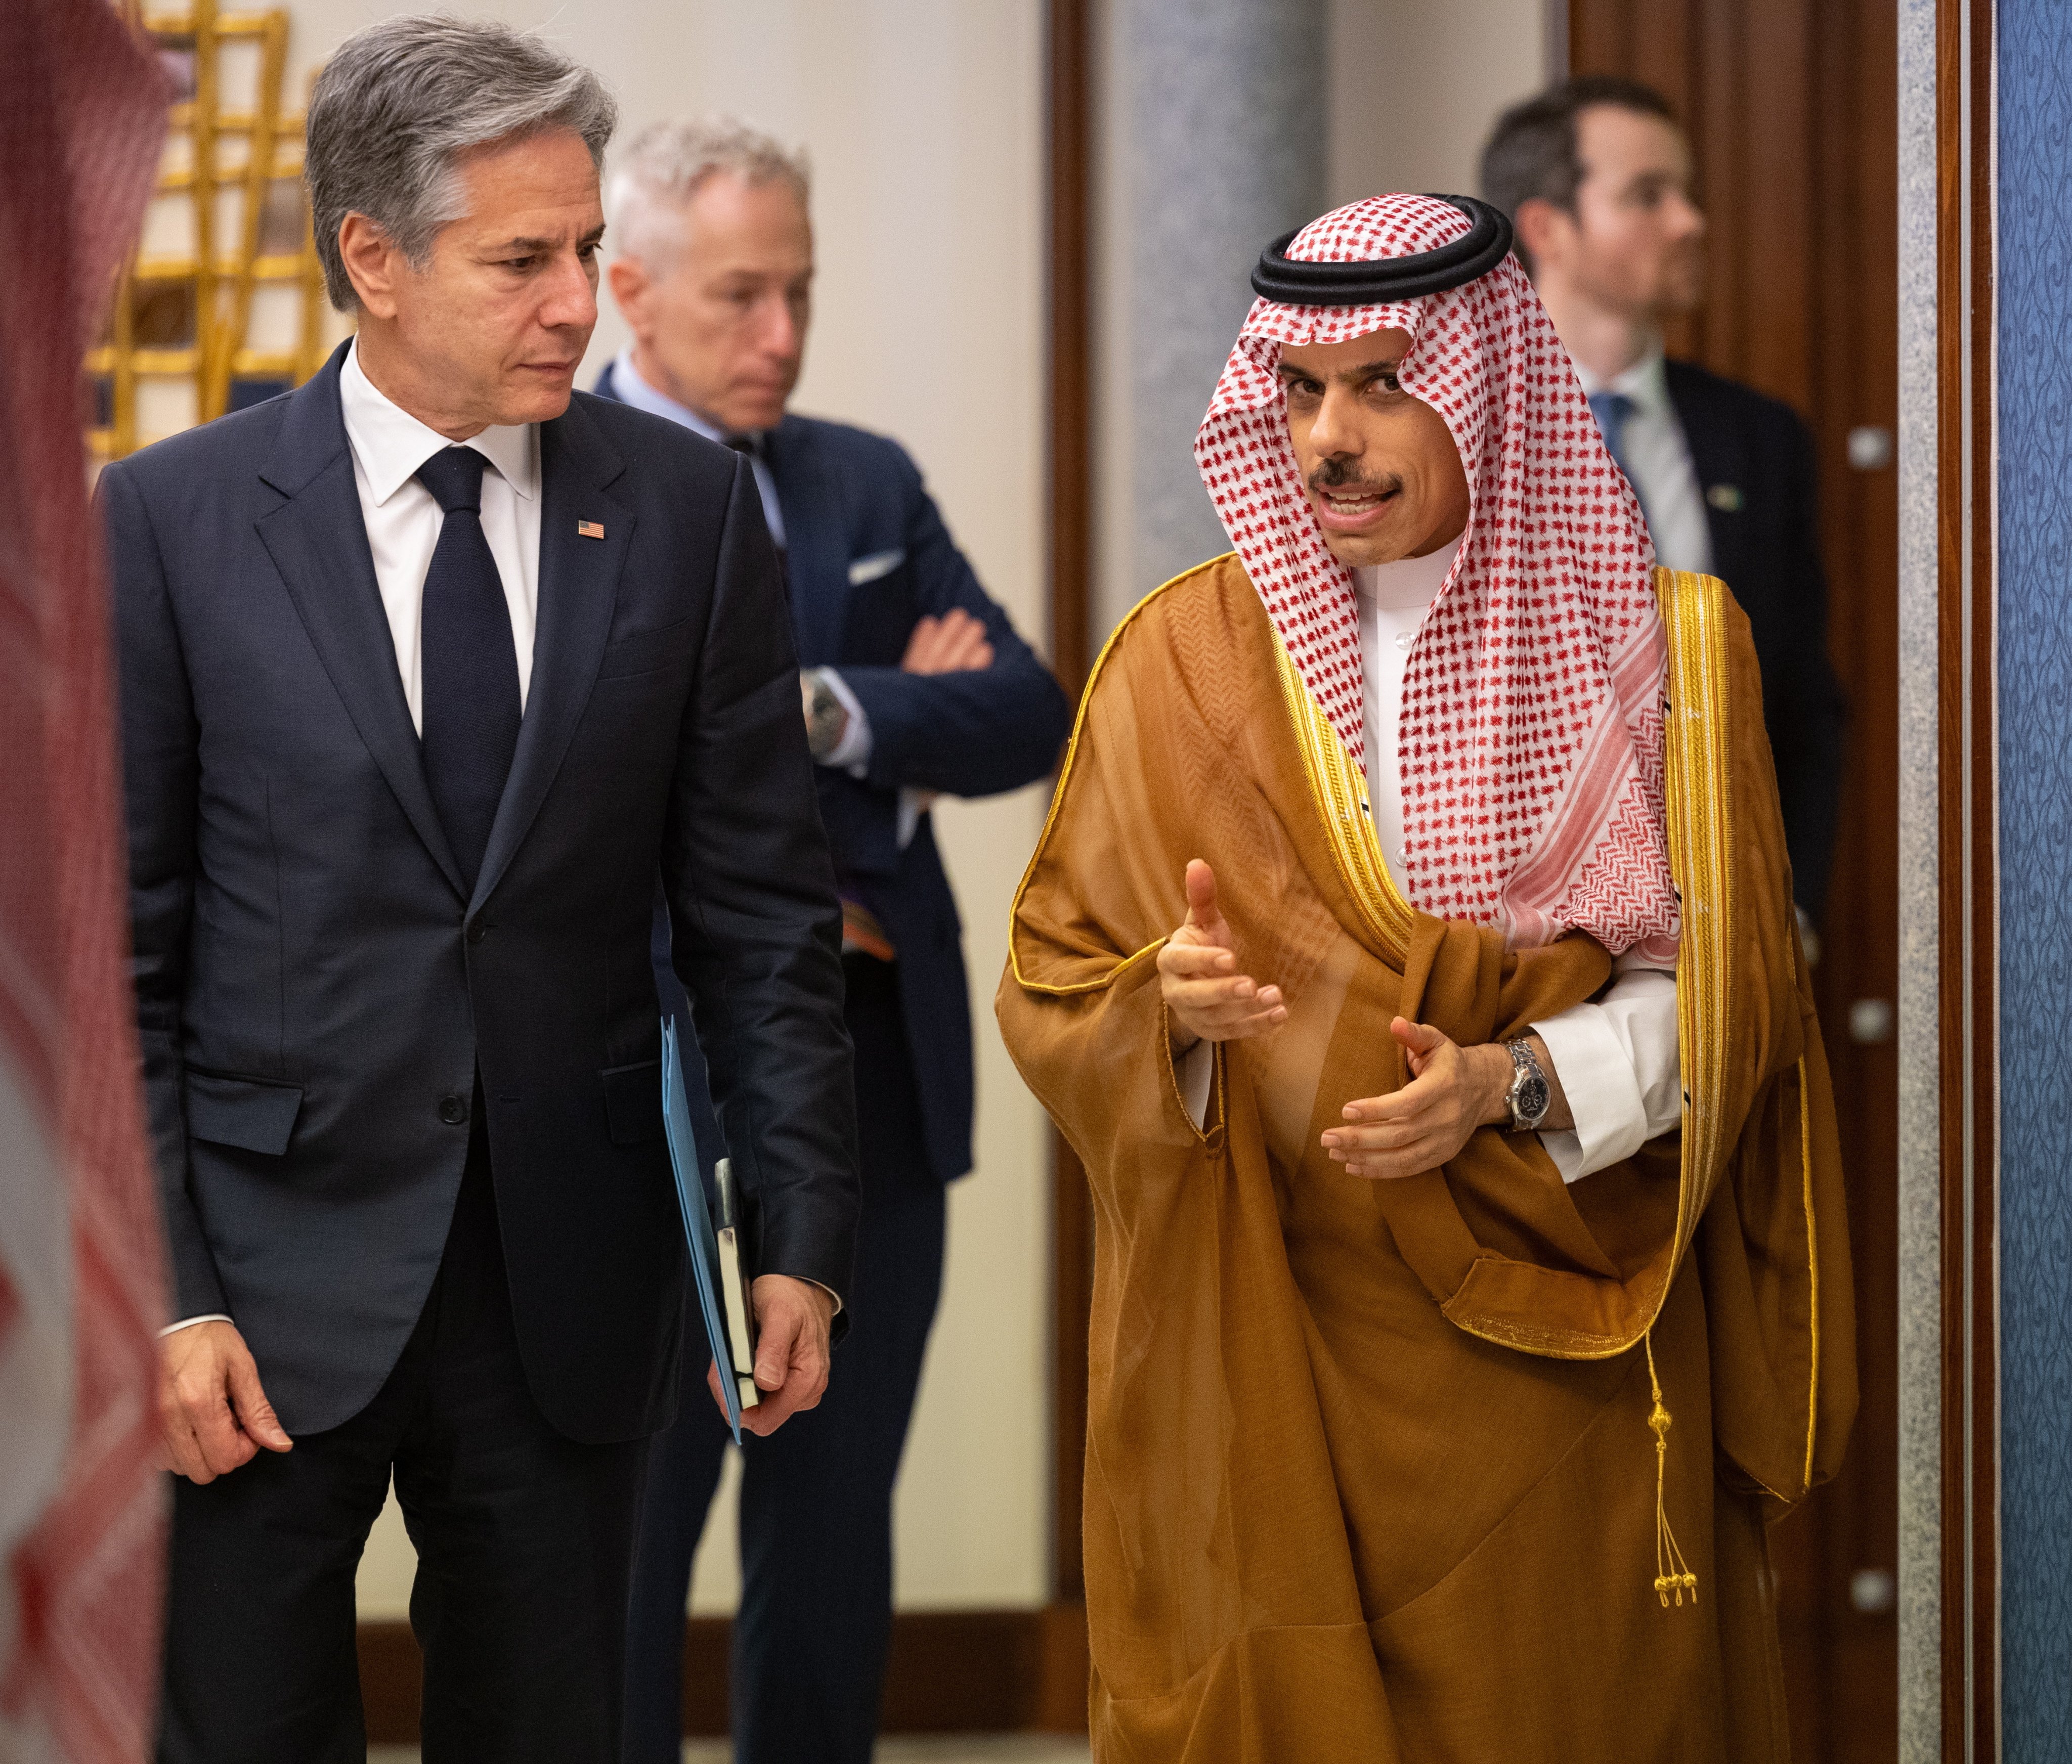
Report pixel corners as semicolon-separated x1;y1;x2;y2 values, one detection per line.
0;2;169;1756
1195;192;1680;961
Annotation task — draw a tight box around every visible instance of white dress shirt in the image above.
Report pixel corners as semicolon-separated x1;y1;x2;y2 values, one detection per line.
1574;341;1713;577
1355;545;1455;896
609;348;786;548
1178;544;1681;1183
341;339;541;733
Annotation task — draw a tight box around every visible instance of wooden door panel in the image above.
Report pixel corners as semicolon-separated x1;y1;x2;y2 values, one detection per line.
1570;5;1900;1760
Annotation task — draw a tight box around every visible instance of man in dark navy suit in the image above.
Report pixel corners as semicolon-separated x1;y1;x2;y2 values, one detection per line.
596;120;1071;1764
1482;76;1849;939
106;22;857;1762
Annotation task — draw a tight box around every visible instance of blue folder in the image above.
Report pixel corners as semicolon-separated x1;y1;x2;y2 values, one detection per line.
661;1017;744;1443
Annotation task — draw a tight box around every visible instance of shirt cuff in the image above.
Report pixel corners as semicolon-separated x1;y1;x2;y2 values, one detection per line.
822;670;922;849
1178;1038;1215;1130
817;668;873;772
895;789;925;851
1532;963;1679;1183
160;1313;232;1338
1795;903;1822;966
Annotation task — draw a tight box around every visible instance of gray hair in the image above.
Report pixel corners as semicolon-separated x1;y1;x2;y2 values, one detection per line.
307;15;618;311
606;118;810;271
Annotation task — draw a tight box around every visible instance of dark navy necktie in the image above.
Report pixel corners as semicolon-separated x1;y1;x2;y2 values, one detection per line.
726;431;789;585
415;445;520;891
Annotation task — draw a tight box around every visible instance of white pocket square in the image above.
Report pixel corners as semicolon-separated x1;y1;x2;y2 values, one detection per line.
847;548;906;587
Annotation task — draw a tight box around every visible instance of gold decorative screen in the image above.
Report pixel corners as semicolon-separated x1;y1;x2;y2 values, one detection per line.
89;0;333;461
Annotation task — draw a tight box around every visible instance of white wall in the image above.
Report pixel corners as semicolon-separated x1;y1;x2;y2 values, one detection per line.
259;0;1053;1620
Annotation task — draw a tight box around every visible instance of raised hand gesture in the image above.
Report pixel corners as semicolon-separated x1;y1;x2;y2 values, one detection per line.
1155;859;1287;1056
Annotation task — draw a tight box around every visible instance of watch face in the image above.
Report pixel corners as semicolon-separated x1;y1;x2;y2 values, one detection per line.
1516;1074;1550;1124
806;683;844;758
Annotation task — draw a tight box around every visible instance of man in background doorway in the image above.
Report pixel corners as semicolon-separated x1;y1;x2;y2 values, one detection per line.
1481;76;1847;945
596;120;1071;1764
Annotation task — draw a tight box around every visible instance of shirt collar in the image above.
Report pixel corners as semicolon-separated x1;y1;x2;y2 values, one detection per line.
339;338;539;506
1354;536;1459;611
612;349;770;450
1569;335;1670;418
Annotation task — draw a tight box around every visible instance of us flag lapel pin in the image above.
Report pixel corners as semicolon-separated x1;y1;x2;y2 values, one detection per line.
577;519;606;539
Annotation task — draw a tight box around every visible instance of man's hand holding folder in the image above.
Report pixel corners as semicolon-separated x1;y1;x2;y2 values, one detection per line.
708;1275;834;1437
663;1018;834;1440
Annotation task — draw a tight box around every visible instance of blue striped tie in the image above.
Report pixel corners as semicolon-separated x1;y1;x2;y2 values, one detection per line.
415;446;520;891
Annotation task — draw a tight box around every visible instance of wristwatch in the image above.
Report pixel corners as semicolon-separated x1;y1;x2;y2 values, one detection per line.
1502;1038;1552;1132
801;668;849;762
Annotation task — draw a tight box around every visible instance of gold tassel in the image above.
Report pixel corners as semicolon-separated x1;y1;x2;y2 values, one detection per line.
1646;1331;1698;1608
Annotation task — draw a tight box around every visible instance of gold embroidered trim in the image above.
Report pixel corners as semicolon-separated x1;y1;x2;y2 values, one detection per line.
1654;568;1734;1318
1269;629;1416;962
1007;559;1235;997
1640;567;1737;1609
1799;1053;1819;1492
1452;1316;1642;1358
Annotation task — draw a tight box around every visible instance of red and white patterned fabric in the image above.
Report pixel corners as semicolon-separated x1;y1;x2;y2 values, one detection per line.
0;2;169;1758
1195;193;1680;962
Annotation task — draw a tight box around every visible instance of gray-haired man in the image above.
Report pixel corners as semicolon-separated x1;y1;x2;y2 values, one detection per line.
102;18;858;1760
597;121;1069;1764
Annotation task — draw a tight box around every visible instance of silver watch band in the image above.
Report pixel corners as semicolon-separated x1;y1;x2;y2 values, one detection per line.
1503;1037;1551;1132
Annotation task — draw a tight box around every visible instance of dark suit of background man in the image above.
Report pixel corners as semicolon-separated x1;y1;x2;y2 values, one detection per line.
596;120;1071;1764
106;21;858;1763
1481;76;1849;942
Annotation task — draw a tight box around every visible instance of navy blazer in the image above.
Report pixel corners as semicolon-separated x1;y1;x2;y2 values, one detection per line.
1665;359;1849;919
595;363;1071;1183
105;344;859;1443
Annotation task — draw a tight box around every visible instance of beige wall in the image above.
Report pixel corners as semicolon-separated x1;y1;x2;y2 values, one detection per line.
1092;0;1553;639
1325;0;1553;211
257;0;1053;1620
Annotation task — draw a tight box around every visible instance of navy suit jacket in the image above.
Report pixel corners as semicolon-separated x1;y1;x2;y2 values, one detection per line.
1665;359;1848;919
105;344;859;1443
595;363;1071;1183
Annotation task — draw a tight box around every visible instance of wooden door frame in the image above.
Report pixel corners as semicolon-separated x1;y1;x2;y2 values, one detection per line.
1044;0;1096;1703
1933;0;1997;1748
1898;0;1998;1754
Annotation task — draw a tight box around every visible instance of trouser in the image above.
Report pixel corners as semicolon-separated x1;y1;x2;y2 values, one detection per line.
623;954;948;1764
158;1115;649;1764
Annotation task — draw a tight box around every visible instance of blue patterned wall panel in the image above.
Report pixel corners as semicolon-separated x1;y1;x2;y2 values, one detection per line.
1997;2;2072;1752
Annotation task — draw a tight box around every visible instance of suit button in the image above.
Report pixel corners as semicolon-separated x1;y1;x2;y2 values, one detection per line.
439;1093;469;1125
466;920;488;945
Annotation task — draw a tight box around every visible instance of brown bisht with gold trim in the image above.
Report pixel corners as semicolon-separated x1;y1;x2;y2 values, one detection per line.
997;556;1854;1762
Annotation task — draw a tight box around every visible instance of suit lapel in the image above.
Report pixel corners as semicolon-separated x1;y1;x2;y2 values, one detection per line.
766;419;847;663
1665;365;1747;588
471;393;633;910
255;351;467;900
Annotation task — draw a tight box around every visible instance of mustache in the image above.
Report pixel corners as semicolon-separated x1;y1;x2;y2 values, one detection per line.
1307;457;1402;497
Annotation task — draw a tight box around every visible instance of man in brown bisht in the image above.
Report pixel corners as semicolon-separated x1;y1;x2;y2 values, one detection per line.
997;192;1854;1760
